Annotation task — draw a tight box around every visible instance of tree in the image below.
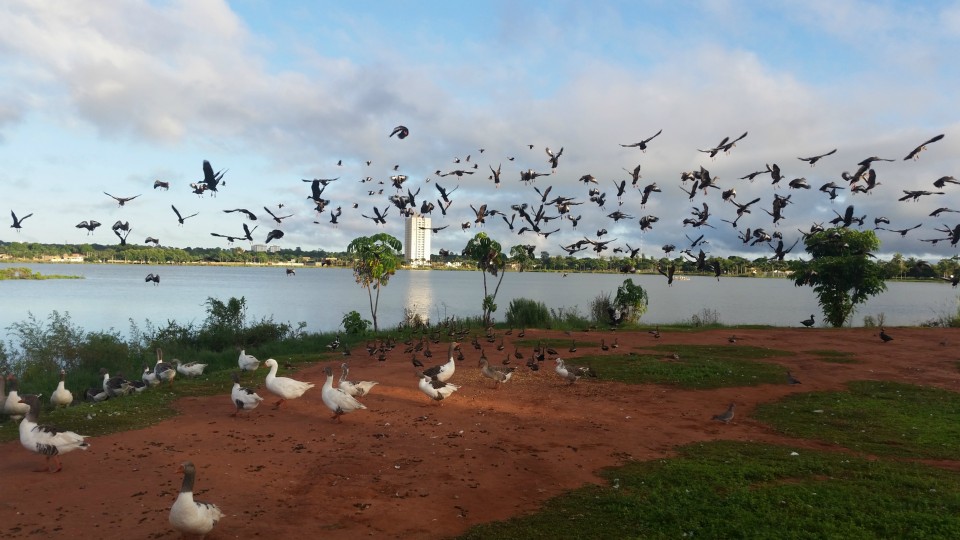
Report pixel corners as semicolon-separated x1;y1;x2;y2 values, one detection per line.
614;279;649;323
347;233;402;332
463;232;507;326
509;245;533;272
789;228;887;327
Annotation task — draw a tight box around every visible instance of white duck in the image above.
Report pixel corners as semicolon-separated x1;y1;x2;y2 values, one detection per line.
322;366;367;422
4;375;31;421
479;357;515;388
554;358;596;384
263;358;314;408
338;363;379;398
174;359;208;378
154;349;176;386
422;342;460;383
230;372;263;417
417;371;460;404
18;394;89;472
169;461;224;538
50;369;74;408
238;349;260;372
100;368;133;398
142;365;160;386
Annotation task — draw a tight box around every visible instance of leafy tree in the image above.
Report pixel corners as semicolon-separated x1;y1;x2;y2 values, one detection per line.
509;245;534;272
347;233;402;332
463;232;507;325
614;278;649;323
789;228;887;327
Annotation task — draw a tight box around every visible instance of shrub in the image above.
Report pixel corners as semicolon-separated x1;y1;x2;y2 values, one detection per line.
590;292;615;324
342;310;371;334
615;279;649;323
506;298;551;328
690;308;722;327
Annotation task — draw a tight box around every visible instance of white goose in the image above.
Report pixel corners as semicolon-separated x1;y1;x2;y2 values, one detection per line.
422;342;460;383
230;372;263;417
554;358;597;384
322;366;367;422
174;359;208;378
238;349;260;372
417;371;460;403
263;358;314;408
18;394;89;472
154;349;176;386
338;363;379;398
4;375;31;421
142;365;160;387
50;369;74;408
169;461;224;538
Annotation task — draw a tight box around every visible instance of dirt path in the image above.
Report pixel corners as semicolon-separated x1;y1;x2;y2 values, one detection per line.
1;327;958;539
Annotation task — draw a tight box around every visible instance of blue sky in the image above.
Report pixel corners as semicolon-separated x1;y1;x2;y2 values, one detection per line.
1;0;959;260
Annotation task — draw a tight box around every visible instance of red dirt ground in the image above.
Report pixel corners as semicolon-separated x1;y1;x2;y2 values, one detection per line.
1;327;959;539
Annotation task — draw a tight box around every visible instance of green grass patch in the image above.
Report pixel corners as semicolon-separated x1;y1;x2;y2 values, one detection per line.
459;440;960;539
0;267;82;280
806;349;860;363
570;344;793;389
754;381;960;460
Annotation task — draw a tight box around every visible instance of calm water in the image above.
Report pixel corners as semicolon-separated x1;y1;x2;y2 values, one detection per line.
1;263;957;341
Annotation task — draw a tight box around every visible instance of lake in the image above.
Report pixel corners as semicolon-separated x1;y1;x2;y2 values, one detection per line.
1;263;957;341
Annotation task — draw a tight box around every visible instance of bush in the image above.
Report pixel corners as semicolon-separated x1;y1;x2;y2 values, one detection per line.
549;306;591;329
615;279;649;323
342;311;371;334
690;308;722;327
506;298;551;327
590;292;615;324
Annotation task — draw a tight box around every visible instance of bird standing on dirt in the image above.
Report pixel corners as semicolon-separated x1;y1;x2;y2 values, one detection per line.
879;328;893;343
712;402;735;423
801;315;815;328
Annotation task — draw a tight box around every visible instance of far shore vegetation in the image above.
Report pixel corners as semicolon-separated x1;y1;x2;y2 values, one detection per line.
0;266;81;280
1;240;958;283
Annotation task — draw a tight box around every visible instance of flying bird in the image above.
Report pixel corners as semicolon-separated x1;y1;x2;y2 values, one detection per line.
619;129;662;151
200;160;227;194
75;220;101;234
265;229;284;243
263;206;293;224
223;208;257;220
797;148;837;166
153;180;169;190
171;205;198;225
103;192;141;206
9;210;32;231
389;125;410;139
903;133;944;160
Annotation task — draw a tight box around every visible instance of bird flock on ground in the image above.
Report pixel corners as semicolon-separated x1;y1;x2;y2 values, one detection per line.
3;308;912;537
7;125;958;285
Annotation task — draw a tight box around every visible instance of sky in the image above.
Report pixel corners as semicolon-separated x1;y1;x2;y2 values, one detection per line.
2;0;959;261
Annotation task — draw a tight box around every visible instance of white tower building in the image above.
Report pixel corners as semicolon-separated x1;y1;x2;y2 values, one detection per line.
404;214;431;265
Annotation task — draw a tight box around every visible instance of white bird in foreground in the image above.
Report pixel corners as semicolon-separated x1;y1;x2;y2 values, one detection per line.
322;366;367;422
338;363;379;398
174;359;208;378
230;372;263;417
422;342;460;382
50;369;74;408
417;371;460;403
238;349;260;372
18;394;89;472
263;358;314;408
169;461;224;538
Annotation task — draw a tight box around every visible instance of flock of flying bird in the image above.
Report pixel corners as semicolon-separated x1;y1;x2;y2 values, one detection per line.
6;124;957;285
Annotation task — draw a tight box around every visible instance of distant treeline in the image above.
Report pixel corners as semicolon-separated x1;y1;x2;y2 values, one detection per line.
0;240;956;280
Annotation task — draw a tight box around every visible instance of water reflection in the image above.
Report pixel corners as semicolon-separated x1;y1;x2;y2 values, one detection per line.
403;270;433;323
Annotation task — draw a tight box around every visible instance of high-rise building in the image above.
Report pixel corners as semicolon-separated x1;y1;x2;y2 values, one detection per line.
404;214;431;264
